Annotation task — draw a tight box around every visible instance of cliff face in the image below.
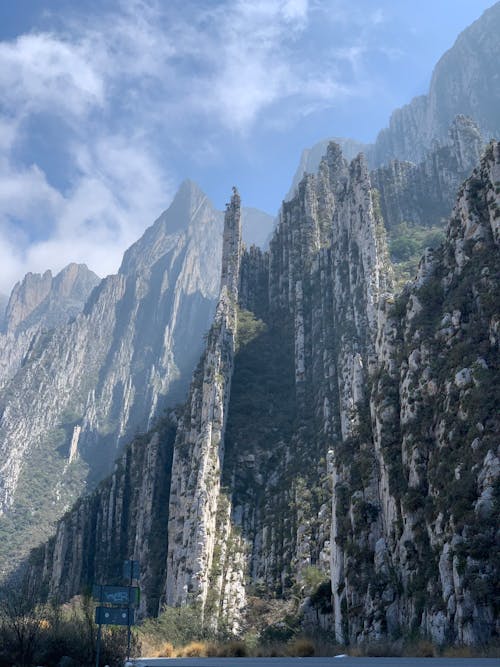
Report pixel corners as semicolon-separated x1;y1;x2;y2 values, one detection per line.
373;116;483;231
329;142;500;645
0;181;223;574
291;117;483;236
206;143;499;644
165;188;241;618
26;145;499;646
27;187;243;620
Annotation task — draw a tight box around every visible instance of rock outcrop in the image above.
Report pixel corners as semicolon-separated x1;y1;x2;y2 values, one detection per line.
165;188;241;617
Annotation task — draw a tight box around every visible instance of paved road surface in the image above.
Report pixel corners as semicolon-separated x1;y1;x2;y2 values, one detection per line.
129;656;499;667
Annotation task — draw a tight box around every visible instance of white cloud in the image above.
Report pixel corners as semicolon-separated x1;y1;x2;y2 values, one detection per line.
0;33;104;118
0;0;385;296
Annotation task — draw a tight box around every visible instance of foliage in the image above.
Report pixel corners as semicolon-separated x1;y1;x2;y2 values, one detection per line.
0;585;137;667
236;307;267;352
139;604;205;647
388;222;445;287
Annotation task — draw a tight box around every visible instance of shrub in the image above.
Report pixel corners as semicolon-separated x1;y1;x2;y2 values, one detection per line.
288;637;315;656
178;641;209;656
215;640;248;657
154;641;174;657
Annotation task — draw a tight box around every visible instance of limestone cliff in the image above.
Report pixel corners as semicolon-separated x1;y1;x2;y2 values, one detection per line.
209;143;499;645
0;181;223;575
165;188;241;618
26;145;499;647
26;187;243;620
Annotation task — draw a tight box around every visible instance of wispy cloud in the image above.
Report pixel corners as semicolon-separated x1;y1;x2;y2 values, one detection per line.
0;0;389;295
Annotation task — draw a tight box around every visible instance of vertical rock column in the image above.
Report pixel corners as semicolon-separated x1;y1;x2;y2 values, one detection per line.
165;188;242;612
328;155;393;643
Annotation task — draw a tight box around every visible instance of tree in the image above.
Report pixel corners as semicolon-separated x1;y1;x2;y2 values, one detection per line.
0;572;47;666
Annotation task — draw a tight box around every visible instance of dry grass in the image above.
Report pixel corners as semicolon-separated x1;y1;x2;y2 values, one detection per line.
177;640;210;657
153;641;175;657
442;643;500;658
403;639;437;657
138;638;174;658
287;637;315;656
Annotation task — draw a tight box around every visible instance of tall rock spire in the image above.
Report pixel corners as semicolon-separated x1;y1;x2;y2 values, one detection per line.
220;186;242;297
165;186;242;616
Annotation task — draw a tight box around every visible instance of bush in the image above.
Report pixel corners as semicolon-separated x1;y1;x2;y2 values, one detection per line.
139;604;204;647
178;641;209;656
288;637;315;656
213;640;248;657
153;641;174;657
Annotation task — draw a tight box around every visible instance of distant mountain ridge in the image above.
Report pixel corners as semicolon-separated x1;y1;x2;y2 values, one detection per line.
0;264;99;391
288;2;500;196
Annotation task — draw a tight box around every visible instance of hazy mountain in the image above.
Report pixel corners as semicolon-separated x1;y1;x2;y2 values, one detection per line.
0;180;274;574
0;180;222;572
0;264;100;391
241;207;275;248
288;3;500;195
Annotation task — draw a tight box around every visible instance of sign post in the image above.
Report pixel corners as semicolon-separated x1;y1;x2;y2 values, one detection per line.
93;559;140;666
123;559;139;661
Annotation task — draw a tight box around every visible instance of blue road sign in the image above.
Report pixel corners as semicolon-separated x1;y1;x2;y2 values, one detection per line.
95;606;135;626
123;559;139;580
92;584;140;606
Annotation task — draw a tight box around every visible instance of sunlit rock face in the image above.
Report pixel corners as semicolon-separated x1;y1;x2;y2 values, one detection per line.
28;142;499;647
0;180;224;574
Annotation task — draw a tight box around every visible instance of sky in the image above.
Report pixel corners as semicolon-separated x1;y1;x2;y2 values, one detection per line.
0;0;497;295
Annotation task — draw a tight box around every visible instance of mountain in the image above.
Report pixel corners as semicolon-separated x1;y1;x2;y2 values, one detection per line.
373;1;500;165
241;207;275;248
3;6;499;650
288;3;500;194
0;181;274;576
287;137;368;199
0;180;223;574
0;264;100;390
29;142;500;646
0;295;7;330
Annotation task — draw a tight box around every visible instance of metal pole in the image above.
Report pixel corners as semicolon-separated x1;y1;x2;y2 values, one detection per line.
127;560;132;660
95;621;102;667
96;584;103;667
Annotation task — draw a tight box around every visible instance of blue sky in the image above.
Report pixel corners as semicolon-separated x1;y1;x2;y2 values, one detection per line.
0;0;496;293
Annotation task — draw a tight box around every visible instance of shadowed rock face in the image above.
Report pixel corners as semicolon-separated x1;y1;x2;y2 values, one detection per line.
28;143;499;647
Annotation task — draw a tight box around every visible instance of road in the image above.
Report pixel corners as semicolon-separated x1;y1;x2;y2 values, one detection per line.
129;656;500;667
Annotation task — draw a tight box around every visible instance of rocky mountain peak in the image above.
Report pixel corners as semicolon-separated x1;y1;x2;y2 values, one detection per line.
5;269;53;332
3;264;99;334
